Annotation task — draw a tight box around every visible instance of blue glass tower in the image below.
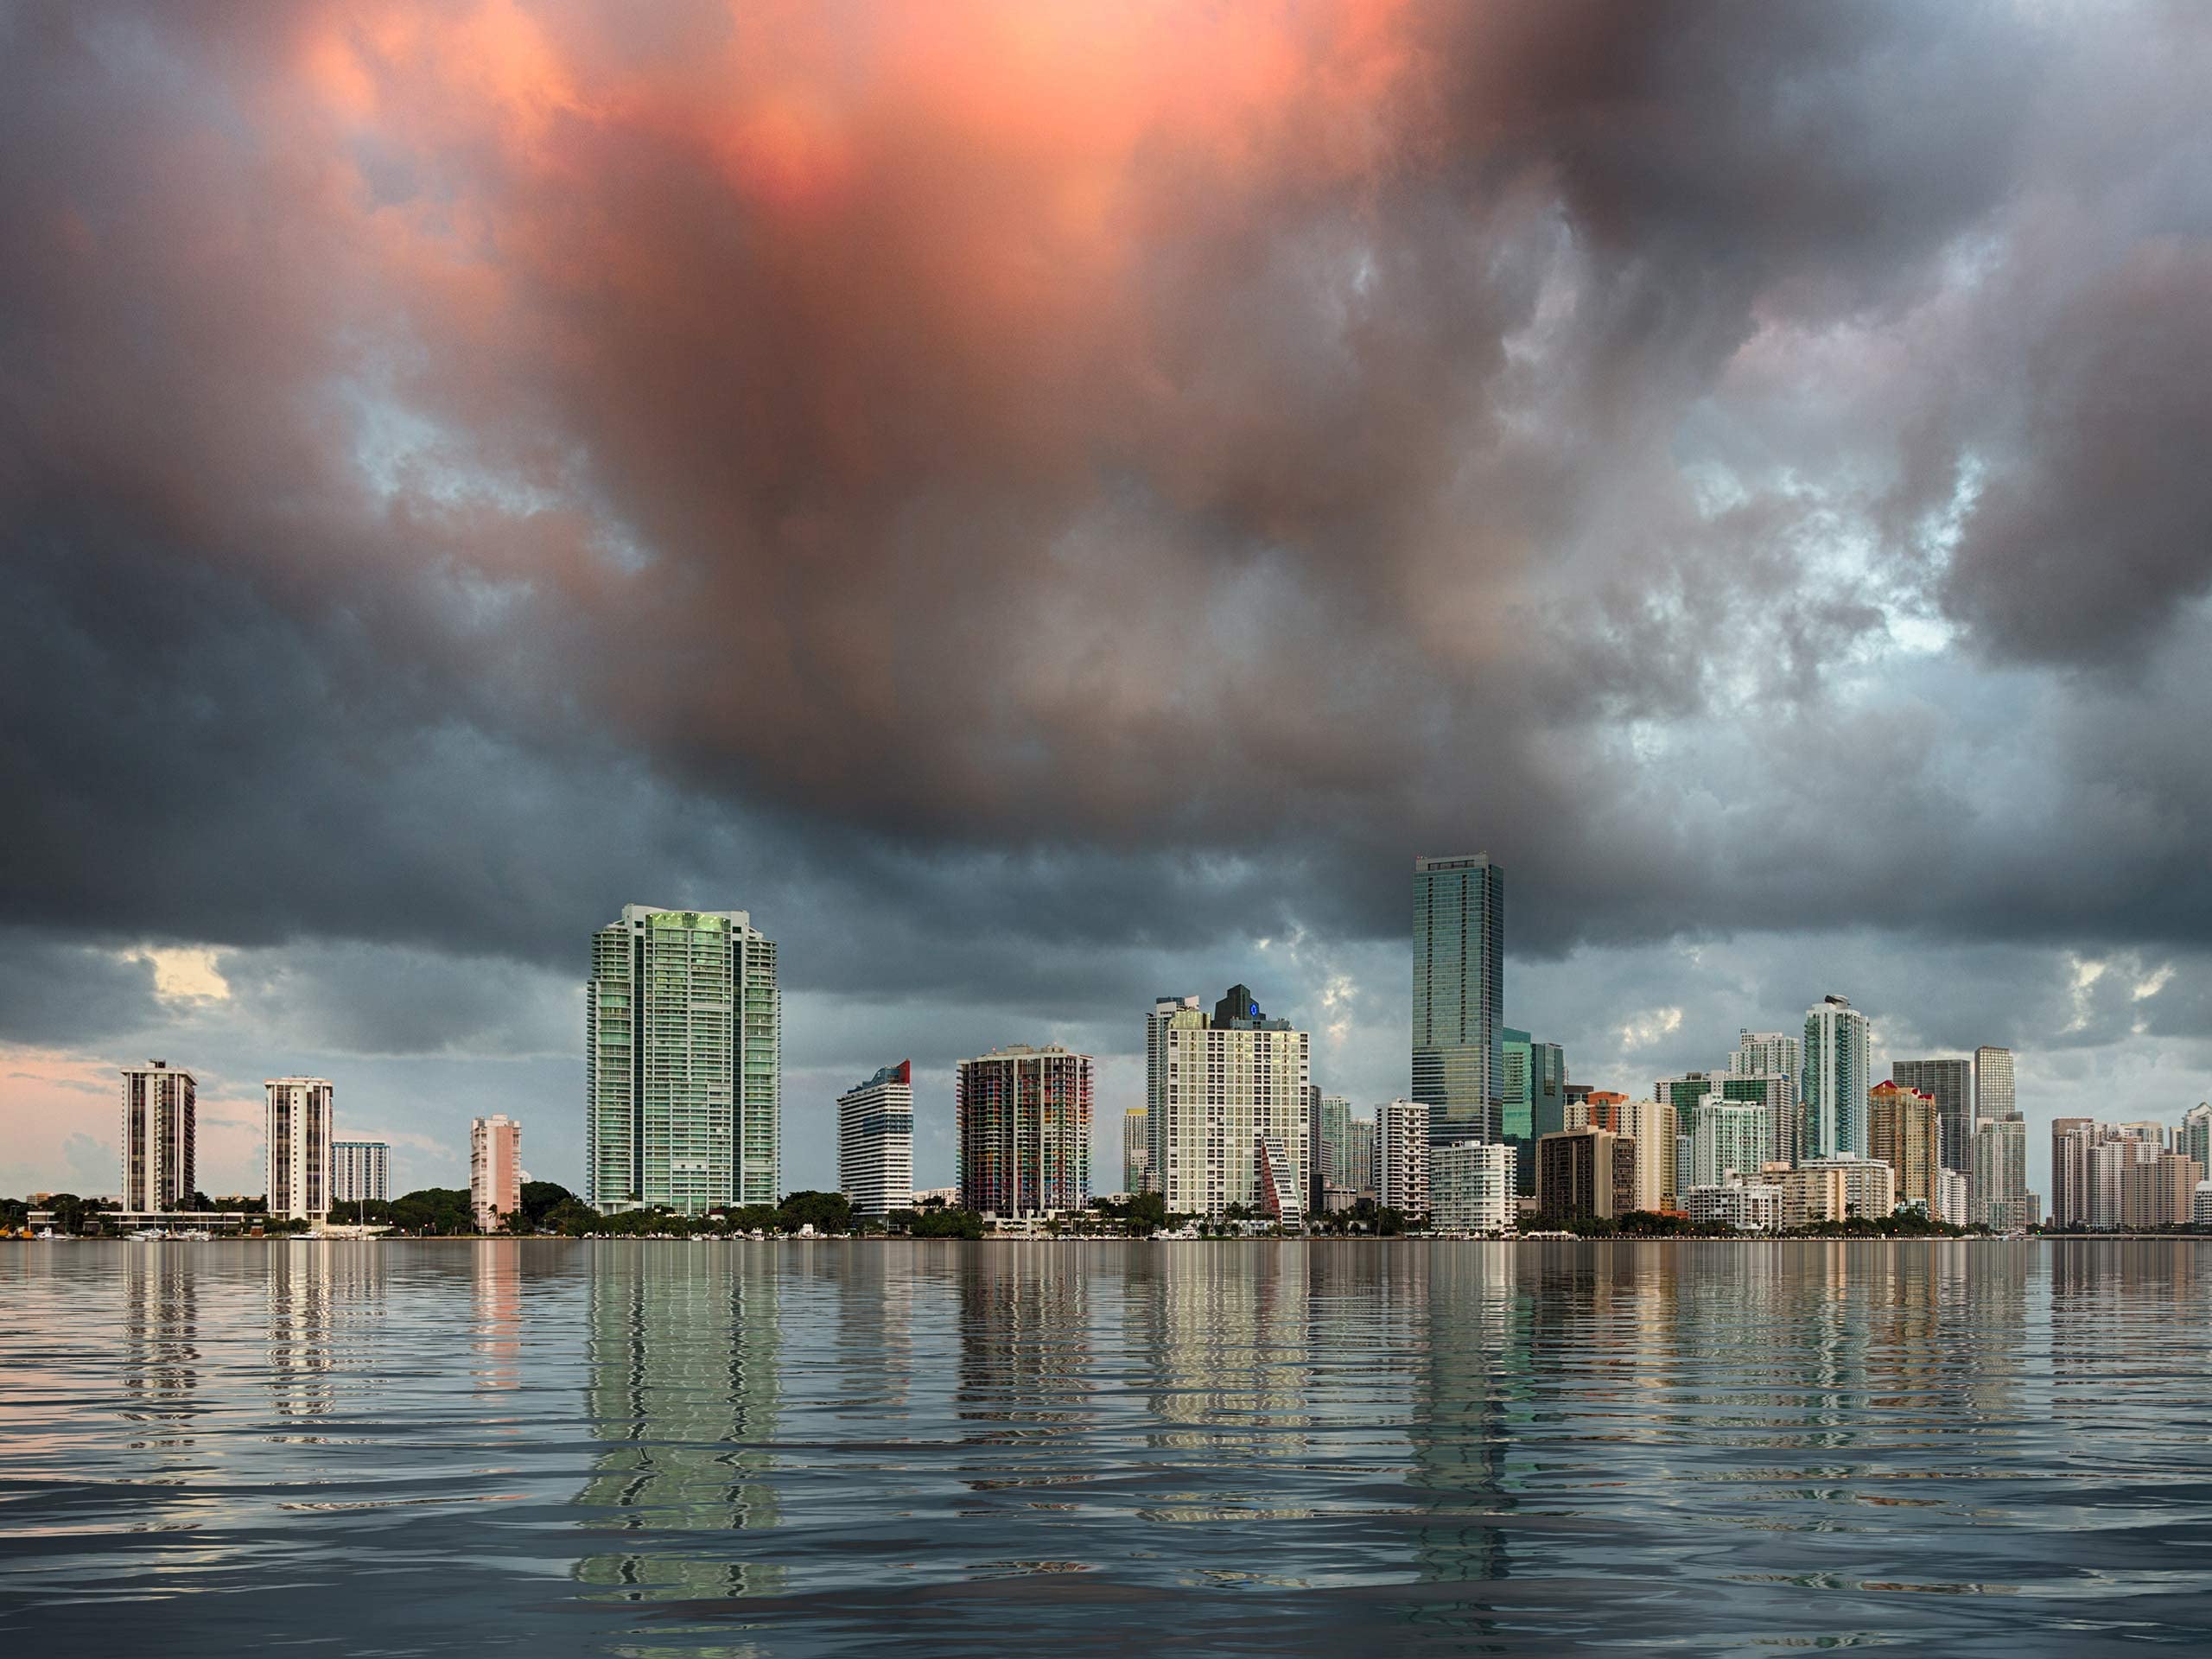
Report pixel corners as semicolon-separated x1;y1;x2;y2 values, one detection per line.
1412;854;1504;1148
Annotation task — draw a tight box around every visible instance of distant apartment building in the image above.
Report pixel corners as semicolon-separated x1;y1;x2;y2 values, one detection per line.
2181;1103;2212;1174
1732;1032;1803;1169
265;1077;334;1223
1770;1154;1896;1228
1936;1166;1972;1228
585;905;779;1215
1684;1180;1782;1233
1122;1107;1152;1194
470;1114;521;1230
1974;1046;2016;1122
332;1140;390;1205
1687;1096;1771;1190
1412;855;1504;1148
1537;1128;1637;1221
1431;1141;1516;1232
2050;1117;2101;1227
1889;1058;1974;1183
1868;1081;1942;1212
120;1060;195;1213
1971;1114;2031;1230
1502;1028;1564;1195
1343;1114;1377;1196
838;1061;916;1218
2195;1182;2212;1229
958;1045;1094;1217
1309;1094;1352;1210
1376;1100;1432;1216
2121;1152;2204;1230
1618;1098;1679;1211
1802;997;1872;1160
1147;988;1306;1221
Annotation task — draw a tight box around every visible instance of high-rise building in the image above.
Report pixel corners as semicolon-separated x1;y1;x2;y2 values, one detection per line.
1412;855;1503;1148
1147;992;1306;1220
1732;1031;1801;1082
2121;1152;2203;1230
332;1140;390;1205
1343;1114;1377;1195
120;1060;195;1213
1868;1081;1942;1212
1730;1033;1804;1168
1687;1096;1771;1190
1802;996;1872;1160
958;1045;1094;1217
837;1061;915;1219
1502;1029;1565;1195
2181;1103;2212;1174
1376;1100;1431;1215
1890;1058;1974;1183
1936;1166;1971;1228
586;905;779;1215
1310;1094;1353;1208
2050;1117;2101;1227
1617;1097;1679;1212
2195;1181;2212;1229
1536;1128;1637;1220
265;1077;334;1223
1122;1107;1152;1194
1974;1046;2015;1122
471;1114;521;1230
1431;1142;1516;1233
1971;1114;2030;1229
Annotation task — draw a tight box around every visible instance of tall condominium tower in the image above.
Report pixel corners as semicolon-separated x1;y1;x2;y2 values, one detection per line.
1974;1046;2016;1121
1502;1029;1564;1197
1310;1094;1353;1207
120;1059;195;1213
1148;990;1309;1220
1732;1031;1801;1080
1685;1096;1770;1189
1971;1115;2032;1229
1122;1107;1152;1194
1344;1114;1377;1194
265;1077;334;1222
2180;1103;2212;1174
586;905;780;1215
1869;1081;1942;1212
471;1114;521;1231
332;1140;390;1205
1889;1058;1974;1180
1729;1032;1802;1168
1376;1100;1432;1215
1412;854;1503;1148
1802;996;1872;1160
957;1045;1093;1217
2050;1116;2100;1227
837;1062;915;1218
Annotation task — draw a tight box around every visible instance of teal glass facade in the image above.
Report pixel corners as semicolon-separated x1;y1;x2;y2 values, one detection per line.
1412;855;1503;1148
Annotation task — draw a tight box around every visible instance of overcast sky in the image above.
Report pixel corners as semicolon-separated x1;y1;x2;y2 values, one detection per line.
6;1;2211;1204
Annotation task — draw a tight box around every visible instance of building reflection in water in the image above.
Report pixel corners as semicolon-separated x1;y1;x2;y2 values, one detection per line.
955;1243;1092;1450
123;1243;200;1435
472;1241;523;1394
574;1245;785;1603
266;1244;337;1421
1131;1243;1312;1465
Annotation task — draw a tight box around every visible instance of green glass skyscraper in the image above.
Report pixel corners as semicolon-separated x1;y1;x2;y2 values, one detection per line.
1502;1027;1564;1194
1413;854;1503;1148
587;905;780;1214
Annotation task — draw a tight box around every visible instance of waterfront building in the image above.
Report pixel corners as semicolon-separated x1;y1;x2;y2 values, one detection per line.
120;1059;195;1213
1536;1128;1637;1220
1618;1097;1679;1211
1721;1071;1801;1171
1687;1096;1770;1190
1122;1107;1152;1194
1890;1058;1974;1184
2087;1135;2155;1230
2050;1116;2100;1227
2182;1103;2212;1174
265;1077;334;1223
470;1114;521;1231
1501;1029;1564;1195
2196;1181;2212;1228
2120;1152;2204;1230
1582;1090;1631;1132
1310;1094;1352;1209
911;1186;959;1207
1343;1114;1377;1196
586;905;779;1214
837;1061;915;1219
1974;1046;2016;1122
1412;854;1504;1148
332;1140;389;1205
1770;1154;1896;1228
958;1045;1094;1217
1971;1114;2031;1230
1431;1142;1516;1233
1868;1081;1942;1212
1936;1166;1971;1228
1146;991;1304;1220
1802;996;1872;1160
1684;1180;1782;1233
1376;1100;1431;1216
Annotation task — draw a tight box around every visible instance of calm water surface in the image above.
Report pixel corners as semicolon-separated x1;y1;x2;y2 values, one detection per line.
3;1240;2211;1655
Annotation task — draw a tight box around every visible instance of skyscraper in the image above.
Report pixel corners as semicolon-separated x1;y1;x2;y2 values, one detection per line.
586;905;780;1215
1974;1046;2016;1122
1868;1081;1942;1212
1344;1114;1377;1195
1890;1058;1974;1182
1502;1028;1564;1197
1971;1115;2031;1229
1310;1094;1352;1207
1376;1100;1431;1215
957;1045;1093;1217
120;1059;195;1214
265;1077;334;1223
1686;1096;1770;1190
1732;1031;1801;1081
1147;992;1308;1220
332;1140;389;1205
2179;1103;2212;1173
1802;996;1872;1160
471;1113;521;1231
1122;1106;1152;1194
1412;854;1503;1148
837;1062;914;1219
2050;1116;2099;1228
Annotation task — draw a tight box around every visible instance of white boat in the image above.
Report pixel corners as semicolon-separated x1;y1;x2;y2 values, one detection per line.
128;1229;169;1241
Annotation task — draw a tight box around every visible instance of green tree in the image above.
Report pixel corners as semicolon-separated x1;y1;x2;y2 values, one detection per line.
777;1190;853;1234
518;1181;575;1227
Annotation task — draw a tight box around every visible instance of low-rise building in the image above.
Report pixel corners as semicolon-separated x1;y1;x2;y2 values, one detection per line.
1432;1142;1516;1233
1683;1181;1783;1233
1536;1128;1637;1220
1765;1154;1896;1228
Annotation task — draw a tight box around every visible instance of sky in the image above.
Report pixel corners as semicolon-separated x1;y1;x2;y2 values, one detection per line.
5;0;2212;1205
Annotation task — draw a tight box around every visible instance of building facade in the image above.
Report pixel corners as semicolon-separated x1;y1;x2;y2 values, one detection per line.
1536;1128;1637;1220
1501;1028;1564;1195
1616;1097;1678;1212
1376;1099;1432;1215
837;1061;915;1219
120;1060;195;1213
1343;1115;1377;1196
2181;1103;2212;1175
1684;1180;1783;1232
2120;1152;2204;1230
1868;1080;1942;1212
1431;1141;1516;1233
1310;1094;1352;1209
265;1077;334;1223
1122;1107;1152;1194
1802;996;1872;1160
332;1140;390;1205
1687;1096;1771;1190
1772;1154;1896;1227
471;1114;521;1231
1890;1058;1974;1183
1971;1114;2031;1230
1412;855;1504;1149
1936;1166;1972;1228
1974;1046;2016;1122
586;905;779;1215
958;1045;1094;1217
